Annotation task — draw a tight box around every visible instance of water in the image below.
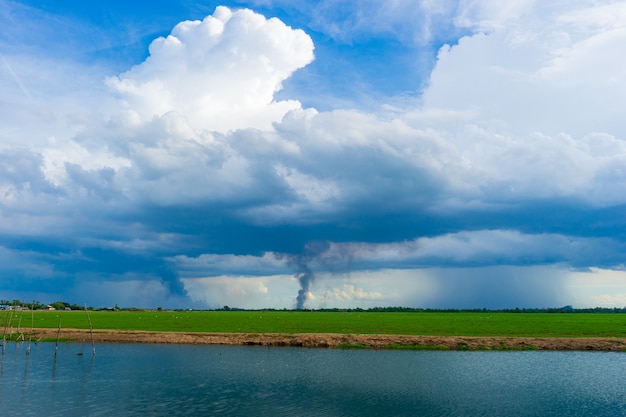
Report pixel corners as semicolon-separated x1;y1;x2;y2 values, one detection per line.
1;342;624;416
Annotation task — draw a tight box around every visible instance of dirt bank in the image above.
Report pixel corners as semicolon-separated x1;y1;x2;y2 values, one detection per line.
22;328;626;351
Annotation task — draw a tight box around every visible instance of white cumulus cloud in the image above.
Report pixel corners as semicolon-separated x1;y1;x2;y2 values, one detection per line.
106;6;314;133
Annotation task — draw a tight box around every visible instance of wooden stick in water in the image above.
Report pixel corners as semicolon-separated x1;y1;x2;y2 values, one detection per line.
16;300;25;342
54;315;62;357
1;310;6;354
85;303;96;356
2;309;13;354
26;305;34;355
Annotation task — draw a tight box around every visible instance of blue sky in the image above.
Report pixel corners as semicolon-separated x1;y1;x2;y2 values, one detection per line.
2;0;626;309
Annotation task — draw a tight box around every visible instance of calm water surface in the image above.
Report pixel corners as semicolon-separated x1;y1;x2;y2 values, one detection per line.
0;342;624;416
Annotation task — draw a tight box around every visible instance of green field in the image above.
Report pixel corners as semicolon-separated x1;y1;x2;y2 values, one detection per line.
4;310;625;338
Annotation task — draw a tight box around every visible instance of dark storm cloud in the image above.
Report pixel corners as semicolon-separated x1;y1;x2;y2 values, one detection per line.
2;3;626;308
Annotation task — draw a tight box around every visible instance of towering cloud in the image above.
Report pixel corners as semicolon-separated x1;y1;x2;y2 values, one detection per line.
106;6;314;132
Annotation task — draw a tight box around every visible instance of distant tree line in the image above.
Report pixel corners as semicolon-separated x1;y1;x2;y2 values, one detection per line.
0;299;90;311
310;306;626;314
0;299;48;310
2;299;624;313
252;306;626;314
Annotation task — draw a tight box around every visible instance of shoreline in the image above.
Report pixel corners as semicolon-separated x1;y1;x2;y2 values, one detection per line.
23;328;626;351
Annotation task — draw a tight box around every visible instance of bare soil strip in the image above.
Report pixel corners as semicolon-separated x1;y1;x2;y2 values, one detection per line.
25;328;626;351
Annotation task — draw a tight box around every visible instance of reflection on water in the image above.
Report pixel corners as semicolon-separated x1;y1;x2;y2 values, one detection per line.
1;341;625;417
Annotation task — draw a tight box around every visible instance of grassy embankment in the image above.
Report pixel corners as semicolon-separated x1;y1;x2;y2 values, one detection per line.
7;310;626;338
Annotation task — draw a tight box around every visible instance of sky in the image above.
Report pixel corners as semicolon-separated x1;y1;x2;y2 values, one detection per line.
1;0;626;310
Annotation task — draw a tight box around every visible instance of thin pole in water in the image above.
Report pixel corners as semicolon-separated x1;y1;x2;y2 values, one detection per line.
85;303;96;356
26;304;34;356
16;299;25;342
2;309;14;354
54;315;62;357
1;310;6;354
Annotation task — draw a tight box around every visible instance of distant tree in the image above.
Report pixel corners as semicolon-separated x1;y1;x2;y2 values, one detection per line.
50;301;70;310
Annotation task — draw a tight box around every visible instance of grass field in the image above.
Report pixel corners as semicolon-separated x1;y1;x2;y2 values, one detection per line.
4;310;625;338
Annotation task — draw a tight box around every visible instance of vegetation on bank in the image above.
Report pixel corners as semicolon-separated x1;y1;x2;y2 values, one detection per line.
3;310;625;338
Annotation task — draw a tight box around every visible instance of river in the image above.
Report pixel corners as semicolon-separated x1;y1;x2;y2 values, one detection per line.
1;342;624;416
